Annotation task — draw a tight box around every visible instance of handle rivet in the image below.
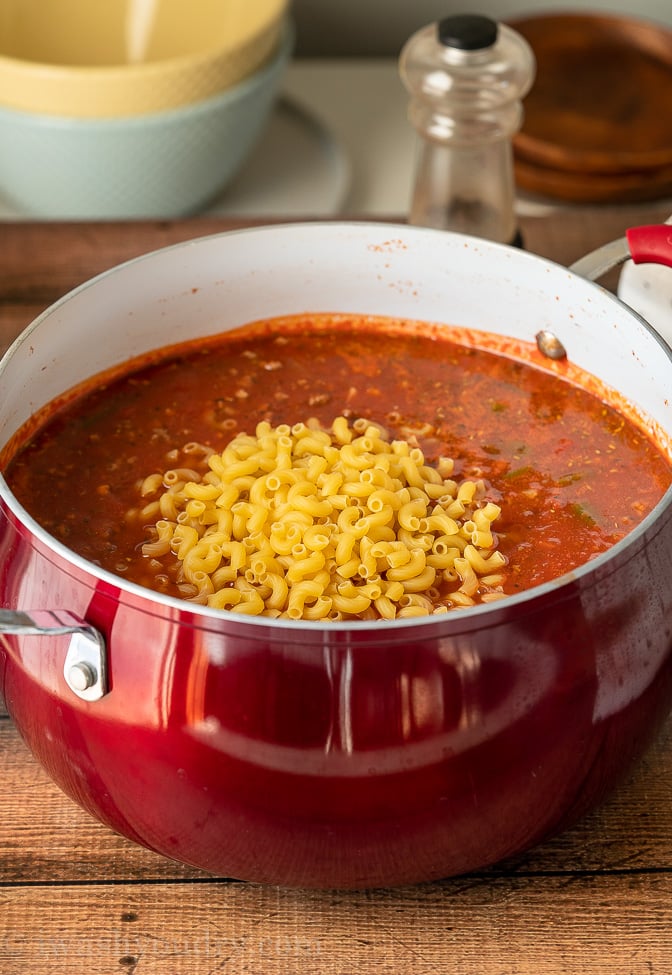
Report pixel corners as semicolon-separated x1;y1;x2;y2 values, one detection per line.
535;330;567;360
67;661;97;692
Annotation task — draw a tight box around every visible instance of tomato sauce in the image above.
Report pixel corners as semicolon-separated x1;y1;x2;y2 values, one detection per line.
4;314;671;602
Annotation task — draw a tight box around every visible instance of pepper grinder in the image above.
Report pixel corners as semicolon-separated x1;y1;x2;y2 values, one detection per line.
399;13;535;246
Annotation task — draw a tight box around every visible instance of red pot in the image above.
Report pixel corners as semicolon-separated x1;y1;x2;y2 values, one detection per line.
1;222;672;888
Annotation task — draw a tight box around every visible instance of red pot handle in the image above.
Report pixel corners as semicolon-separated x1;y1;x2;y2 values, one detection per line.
626;225;672;268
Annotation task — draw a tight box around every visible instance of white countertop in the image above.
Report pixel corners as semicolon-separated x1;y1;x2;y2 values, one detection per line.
218;58;660;222
280;58;415;217
1;57;670;223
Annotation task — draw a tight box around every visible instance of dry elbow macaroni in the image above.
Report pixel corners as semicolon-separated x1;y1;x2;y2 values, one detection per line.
139;417;507;619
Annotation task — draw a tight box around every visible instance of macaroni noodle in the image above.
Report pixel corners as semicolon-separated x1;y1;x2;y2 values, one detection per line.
138;417;507;619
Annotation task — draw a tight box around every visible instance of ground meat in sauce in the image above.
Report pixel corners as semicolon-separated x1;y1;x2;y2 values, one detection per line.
4;314;671;600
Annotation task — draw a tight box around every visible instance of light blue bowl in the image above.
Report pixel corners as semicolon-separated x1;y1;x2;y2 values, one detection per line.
0;22;293;219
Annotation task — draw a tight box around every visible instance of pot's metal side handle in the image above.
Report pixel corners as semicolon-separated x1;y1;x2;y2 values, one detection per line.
569;225;672;283
0;609;108;702
569;236;630;282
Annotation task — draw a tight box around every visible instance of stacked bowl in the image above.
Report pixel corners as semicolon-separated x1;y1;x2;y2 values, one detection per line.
0;0;292;218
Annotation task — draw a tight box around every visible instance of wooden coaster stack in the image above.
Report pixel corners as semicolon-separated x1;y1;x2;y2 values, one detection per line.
510;12;672;203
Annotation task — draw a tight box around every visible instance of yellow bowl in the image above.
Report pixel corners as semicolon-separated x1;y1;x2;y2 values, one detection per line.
0;0;288;118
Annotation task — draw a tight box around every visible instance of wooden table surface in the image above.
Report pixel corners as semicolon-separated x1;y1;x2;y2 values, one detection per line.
1;204;672;975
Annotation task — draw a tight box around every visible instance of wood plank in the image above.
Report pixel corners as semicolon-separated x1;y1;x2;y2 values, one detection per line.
0;716;208;884
0;873;671;975
0;218;255;356
519;199;672;267
1;710;672;884
0;218;255;303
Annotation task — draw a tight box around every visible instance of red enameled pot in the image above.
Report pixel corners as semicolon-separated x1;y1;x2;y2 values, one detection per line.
1;222;672;889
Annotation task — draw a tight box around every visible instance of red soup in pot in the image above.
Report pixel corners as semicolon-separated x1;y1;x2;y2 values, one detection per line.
3;313;671;617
